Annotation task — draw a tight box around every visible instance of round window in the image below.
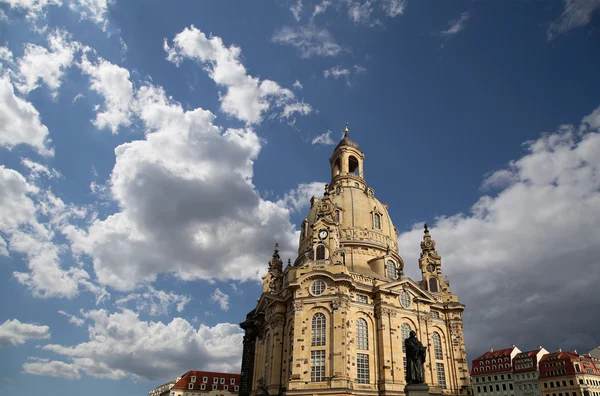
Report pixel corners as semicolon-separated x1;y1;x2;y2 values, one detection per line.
310;279;326;296
400;290;411;308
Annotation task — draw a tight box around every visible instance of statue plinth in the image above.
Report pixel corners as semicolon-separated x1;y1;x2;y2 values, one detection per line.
405;383;430;396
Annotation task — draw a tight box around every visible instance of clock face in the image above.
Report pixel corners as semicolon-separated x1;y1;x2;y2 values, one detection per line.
427;264;435;273
318;229;328;240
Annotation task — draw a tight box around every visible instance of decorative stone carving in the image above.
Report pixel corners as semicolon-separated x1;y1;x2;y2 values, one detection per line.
330;294;350;310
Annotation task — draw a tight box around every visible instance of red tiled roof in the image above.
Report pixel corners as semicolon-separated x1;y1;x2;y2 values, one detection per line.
173;371;241;392
471;347;517;375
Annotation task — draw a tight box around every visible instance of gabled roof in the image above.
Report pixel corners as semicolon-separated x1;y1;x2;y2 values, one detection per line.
172;370;240;391
376;277;437;304
473;347;516;361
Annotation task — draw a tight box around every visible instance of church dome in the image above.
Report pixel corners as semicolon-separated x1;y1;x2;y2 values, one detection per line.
296;127;403;278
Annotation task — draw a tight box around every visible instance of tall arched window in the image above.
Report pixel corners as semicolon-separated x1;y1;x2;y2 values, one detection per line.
429;277;439;292
316;245;325;260
356;318;368;350
386;260;397;280
373;213;381;229
333;157;341;176
433;332;443;360
311;313;326;346
349;156;359;174
401;323;411;353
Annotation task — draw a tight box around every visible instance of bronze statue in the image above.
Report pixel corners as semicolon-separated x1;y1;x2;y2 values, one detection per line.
405;330;427;384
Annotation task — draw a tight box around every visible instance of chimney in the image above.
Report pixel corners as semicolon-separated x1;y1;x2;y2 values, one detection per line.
573;350;578;354
558;348;562;353
512;344;516;348
490;348;494;352
539;346;543;350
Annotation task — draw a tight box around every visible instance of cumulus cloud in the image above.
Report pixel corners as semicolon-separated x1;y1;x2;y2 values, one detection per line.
0;75;54;156
272;24;343;58
15;29;80;97
0;0;62;23
164;25;312;124
0;319;50;347
293;80;303;90
440;11;470;38
547;0;600;40
278;181;325;212
210;288;230;311
381;0;406;17
23;360;80;380
312;0;331;18
79;55;134;133
323;65;350;79
57;310;85;326
311;130;335;146
69;0;113;31
115;286;191;316
41;309;243;380
21;158;61;180
64;82;303;290
290;0;303;21
398;105;600;357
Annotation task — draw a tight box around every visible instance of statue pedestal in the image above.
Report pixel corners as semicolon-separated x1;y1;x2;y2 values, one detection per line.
405;383;430;396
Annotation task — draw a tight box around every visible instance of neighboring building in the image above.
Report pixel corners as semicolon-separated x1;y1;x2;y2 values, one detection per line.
513;347;549;396
539;350;600;396
471;346;521;396
149;377;182;396
239;127;471;396
169;371;240;396
589;348;600;360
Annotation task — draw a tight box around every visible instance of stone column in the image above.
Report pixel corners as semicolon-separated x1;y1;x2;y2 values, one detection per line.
329;294;350;388
267;314;286;395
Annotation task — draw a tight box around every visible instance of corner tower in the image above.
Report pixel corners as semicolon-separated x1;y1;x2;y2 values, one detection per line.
239;126;471;396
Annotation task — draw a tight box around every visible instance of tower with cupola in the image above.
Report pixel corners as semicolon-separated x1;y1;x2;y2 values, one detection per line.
239;126;471;396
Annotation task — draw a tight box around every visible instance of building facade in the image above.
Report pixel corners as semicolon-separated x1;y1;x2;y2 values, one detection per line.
471;347;521;396
239;128;471;396
539;351;600;396
149;376;183;396
169;371;240;396
513;347;549;396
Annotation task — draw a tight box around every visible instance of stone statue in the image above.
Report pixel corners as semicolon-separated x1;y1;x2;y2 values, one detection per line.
405;330;427;384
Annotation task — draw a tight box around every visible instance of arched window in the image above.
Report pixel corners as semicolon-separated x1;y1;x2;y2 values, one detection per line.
373;213;381;229
386;260;397;280
349;155;359;175
316;244;325;260
333;157;341;176
401;323;411;353
356;318;368;350
429;277;439;292
311;313;326;346
433;332;443;359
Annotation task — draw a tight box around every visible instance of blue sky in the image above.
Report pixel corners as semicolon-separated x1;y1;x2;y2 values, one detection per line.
0;0;599;395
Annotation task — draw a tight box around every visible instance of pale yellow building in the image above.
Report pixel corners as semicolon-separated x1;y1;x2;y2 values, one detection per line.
239;128;471;396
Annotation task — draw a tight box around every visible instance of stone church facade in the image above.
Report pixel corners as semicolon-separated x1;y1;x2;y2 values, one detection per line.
239;128;471;396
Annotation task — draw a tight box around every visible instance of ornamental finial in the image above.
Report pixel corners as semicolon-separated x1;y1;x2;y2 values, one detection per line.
424;223;429;233
274;243;279;253
344;123;349;136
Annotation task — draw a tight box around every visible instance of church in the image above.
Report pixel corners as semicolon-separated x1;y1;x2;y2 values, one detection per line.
239;128;471;396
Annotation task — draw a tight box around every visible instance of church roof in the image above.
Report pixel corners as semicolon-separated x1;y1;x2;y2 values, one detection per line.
335;133;360;150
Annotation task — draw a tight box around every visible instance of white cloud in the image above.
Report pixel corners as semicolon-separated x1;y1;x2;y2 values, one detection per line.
347;0;374;24
440;11;470;38
0;319;50;347
0;0;62;23
548;0;600;40
272;24;343;58
293;80;303;90
57;310;85;326
42;309;243;380
278;181;325;212
115;286;191;316
398;105;600;356
15;29;80;97
0;75;54;156
311;130;335;146
312;0;331;17
323;65;351;80
210;288;230;311
21;158;61;180
69;0;113;31
354;64;367;73
64;82;302;290
79;55;134;133
381;0;406;17
23;360;80;380
290;0;303;21
165;25;312;124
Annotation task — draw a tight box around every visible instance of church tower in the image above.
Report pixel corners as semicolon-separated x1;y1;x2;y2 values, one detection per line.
239;127;471;396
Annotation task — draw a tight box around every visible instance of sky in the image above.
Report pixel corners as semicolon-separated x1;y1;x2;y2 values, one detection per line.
0;0;599;395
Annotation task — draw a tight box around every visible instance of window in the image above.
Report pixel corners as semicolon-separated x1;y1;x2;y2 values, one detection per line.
501;375;505;380
230;378;235;384
203;377;208;383
569;381;574;386
484;386;488;392
357;353;370;383
433;332;443;359
562;381;566;387
495;376;498;381
235;386;239;391
212;385;218;390
311;350;326;382
191;376;196;382
508;374;511;379
496;385;500;391
431;311;440;319
214;378;218;383
386;260;397;279
478;386;482;393
509;384;513;390
316;245;326;260
429;277;439;292
200;384;206;390
476;378;479;383
401;323;411;353
374;213;381;229
189;383;194;390
220;378;225;384
349;156;359;175
224;385;228;391
503;384;506;391
311;313;326;346
437;363;446;389
545;383;549;389
356;294;368;303
356;318;368;350
400;290;411;308
311;279;326;295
